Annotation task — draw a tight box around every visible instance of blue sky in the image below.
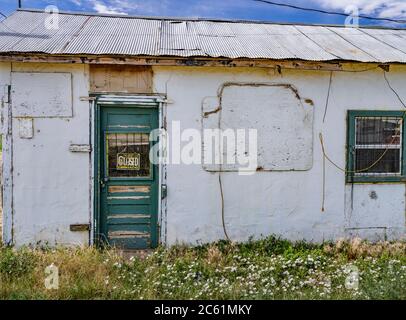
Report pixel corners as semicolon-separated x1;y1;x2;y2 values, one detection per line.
1;0;405;27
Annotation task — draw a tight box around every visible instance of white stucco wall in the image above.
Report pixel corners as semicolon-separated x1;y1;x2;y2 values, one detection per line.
0;61;12;244
153;65;406;245
1;62;91;246
1;61;405;247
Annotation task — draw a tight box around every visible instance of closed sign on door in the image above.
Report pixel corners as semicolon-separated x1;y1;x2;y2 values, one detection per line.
117;153;140;170
99;108;159;250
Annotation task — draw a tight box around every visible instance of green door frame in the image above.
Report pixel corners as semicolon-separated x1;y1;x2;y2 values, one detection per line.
93;95;163;248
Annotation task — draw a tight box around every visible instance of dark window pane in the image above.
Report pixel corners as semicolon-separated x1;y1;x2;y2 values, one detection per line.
107;133;150;178
355;148;400;174
356;117;401;145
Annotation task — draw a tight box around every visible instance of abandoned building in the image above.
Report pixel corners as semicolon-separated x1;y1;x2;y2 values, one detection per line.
0;8;406;248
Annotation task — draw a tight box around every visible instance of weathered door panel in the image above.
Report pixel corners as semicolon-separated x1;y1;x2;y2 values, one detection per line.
98;106;158;249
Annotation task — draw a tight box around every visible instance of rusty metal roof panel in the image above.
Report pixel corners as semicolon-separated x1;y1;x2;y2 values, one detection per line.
0;10;47;51
326;26;406;63
2;10;45;34
160;20;204;56
94;18;161;55
1;9;406;63
359;28;406;56
65;16;119;54
294;25;376;62
262;24;337;61
9;14;89;53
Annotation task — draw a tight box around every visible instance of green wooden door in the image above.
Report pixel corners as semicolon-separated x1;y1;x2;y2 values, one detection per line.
97;105;159;249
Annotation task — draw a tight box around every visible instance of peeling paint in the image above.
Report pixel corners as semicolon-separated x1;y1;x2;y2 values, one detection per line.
107;196;150;200
1;62;406;247
108;214;150;219
18;118;34;139
69;144;91;153
203;106;221;118
6;63;90;247
108;231;149;239
153;65;406;245
369;191;378;200
11;72;73;118
304;98;314;106
203;82;314;172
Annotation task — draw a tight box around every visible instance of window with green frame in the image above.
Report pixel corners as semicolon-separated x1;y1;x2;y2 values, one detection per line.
347;110;406;183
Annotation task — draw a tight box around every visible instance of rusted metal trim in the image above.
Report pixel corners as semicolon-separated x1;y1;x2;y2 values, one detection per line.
0;54;348;71
70;224;91;232
379;64;390;72
107;214;150;219
108;231;149;239
1;80;14;244
157;100;168;246
217;82;306;104
203;106;221;118
80;96;97;101
108;185;150;193
69;144;92;153
107;196;150;200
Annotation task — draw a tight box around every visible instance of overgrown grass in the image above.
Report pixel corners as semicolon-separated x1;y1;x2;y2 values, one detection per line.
0;237;405;300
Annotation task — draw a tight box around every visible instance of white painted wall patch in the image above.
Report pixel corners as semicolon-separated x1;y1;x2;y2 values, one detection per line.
203;83;314;172
69;144;91;153
11;72;73;118
18;118;34;139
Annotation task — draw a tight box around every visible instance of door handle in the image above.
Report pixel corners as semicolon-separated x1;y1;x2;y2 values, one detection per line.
100;177;109;188
100;179;107;188
161;184;167;199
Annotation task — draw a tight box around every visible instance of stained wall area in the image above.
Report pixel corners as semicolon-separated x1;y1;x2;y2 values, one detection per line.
0;61;405;246
153;65;406;245
1;63;91;246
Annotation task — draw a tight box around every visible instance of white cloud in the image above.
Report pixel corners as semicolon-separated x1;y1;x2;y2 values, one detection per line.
312;0;406;19
69;0;406;24
87;0;159;15
69;0;83;6
82;0;246;18
92;0;128;15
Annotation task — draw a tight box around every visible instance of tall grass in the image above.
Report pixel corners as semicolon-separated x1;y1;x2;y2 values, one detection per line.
0;237;405;300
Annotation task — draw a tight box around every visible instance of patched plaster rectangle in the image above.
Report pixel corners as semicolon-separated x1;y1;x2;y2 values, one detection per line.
18;118;34;139
11;72;73;118
202;83;314;172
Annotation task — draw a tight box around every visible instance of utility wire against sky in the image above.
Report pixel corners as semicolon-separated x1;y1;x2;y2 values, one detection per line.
254;0;406;24
0;1;406;24
0;10;19;33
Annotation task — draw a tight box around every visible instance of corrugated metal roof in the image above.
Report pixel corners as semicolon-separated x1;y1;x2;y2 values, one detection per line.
1;9;406;63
